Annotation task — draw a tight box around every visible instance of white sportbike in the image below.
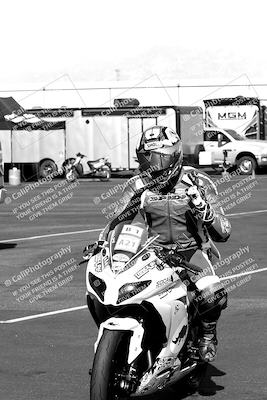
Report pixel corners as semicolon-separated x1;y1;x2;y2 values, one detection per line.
86;221;209;400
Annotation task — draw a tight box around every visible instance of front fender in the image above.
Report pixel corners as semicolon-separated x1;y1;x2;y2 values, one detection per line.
95;317;144;364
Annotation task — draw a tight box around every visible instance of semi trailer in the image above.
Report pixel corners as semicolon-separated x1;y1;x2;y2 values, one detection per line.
1;96;267;179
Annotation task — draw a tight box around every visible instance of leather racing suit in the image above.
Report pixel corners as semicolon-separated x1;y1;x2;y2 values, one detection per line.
97;166;231;360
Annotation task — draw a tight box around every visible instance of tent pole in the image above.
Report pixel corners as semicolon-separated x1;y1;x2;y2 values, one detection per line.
11;126;13;167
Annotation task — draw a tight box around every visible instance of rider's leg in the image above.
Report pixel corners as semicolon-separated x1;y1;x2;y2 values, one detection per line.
195;278;227;361
189;250;227;362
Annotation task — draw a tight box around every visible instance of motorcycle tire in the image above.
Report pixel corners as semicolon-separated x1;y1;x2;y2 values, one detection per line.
100;166;111;182
90;329;131;400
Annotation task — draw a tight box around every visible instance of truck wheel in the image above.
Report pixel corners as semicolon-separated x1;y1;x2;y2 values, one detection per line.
236;156;256;175
39;160;57;179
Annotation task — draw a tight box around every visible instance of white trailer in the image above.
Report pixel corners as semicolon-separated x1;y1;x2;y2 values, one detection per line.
0;100;205;180
0;96;66;180
0;121;66;180
28;104;203;174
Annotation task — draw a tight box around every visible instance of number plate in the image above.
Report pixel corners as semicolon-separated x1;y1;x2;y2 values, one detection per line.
114;234;141;253
121;225;144;238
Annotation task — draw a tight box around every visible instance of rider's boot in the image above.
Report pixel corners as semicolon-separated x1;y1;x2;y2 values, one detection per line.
199;321;218;362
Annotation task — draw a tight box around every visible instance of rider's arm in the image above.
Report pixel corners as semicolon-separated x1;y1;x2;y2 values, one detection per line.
188;171;231;243
98;176;143;241
205;207;231;242
204;178;231;242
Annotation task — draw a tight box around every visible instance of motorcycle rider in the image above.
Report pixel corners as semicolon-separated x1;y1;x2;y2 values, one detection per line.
85;126;231;362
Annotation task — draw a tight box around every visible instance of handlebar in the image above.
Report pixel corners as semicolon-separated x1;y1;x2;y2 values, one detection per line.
76;152;86;158
179;259;202;274
154;247;202;275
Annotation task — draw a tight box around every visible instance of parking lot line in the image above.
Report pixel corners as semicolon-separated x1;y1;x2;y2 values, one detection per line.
220;266;267;281
226;209;267;217
1;209;267;244
0;305;88;324
0;228;102;243
1;266;267;325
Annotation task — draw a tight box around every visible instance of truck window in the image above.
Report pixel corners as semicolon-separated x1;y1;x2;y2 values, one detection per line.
220;134;230;144
204;131;230;143
204;131;218;141
225;129;245;140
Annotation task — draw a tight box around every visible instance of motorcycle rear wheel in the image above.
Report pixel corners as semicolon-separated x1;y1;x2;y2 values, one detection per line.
90;329;131;400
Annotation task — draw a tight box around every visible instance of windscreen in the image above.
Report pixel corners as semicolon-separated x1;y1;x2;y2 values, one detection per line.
109;222;147;273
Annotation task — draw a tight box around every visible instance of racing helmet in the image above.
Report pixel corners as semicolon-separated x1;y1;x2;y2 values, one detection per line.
136;126;183;185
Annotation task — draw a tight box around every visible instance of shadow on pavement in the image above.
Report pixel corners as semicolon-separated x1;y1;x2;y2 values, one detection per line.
145;364;226;400
198;364;225;396
0;243;17;250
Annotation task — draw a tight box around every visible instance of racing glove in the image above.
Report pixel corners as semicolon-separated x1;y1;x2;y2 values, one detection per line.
186;185;215;224
83;240;107;260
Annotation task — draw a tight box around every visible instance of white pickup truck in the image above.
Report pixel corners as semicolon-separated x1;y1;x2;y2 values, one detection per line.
198;128;267;175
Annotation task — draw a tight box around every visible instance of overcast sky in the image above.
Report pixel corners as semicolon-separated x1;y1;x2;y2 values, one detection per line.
1;0;267;105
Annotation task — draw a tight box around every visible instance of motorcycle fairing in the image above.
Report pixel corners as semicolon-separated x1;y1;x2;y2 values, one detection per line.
87;222;202;396
86;249;180;306
87;257;193;396
133;294;189;395
94;317;144;364
87;158;106;170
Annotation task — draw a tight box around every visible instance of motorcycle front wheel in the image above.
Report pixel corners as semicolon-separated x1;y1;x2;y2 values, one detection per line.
90;329;132;400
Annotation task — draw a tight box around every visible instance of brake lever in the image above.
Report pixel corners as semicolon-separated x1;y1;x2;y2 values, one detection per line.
154;247;202;275
168;249;202;275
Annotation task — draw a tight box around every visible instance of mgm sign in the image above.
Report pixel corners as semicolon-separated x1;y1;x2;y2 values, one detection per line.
218;112;246;120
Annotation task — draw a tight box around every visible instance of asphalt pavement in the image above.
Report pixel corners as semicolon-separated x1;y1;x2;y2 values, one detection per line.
0;174;267;400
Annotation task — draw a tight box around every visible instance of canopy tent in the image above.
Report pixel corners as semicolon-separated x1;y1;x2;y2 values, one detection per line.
0;97;64;130
0;97;66;171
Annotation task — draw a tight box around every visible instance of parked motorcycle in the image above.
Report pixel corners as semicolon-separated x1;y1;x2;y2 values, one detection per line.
86;221;209;400
65;153;111;182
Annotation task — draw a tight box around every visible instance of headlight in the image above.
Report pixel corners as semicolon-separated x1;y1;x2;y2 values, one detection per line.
261;155;267;161
88;272;106;301
117;280;151;304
